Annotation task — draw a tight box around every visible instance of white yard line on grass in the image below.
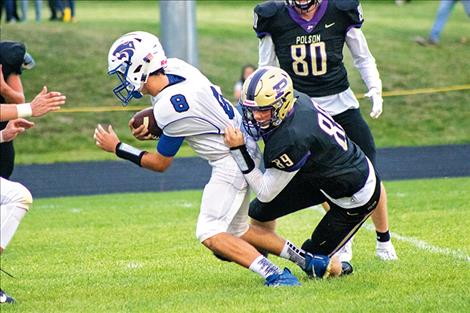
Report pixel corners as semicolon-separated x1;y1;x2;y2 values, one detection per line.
363;224;470;263
310;206;470;263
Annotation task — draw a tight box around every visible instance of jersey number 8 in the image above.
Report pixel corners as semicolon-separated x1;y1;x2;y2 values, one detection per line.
291;42;327;76
314;103;348;151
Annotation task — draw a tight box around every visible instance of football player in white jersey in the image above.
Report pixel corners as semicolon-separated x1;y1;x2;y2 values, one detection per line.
95;31;346;287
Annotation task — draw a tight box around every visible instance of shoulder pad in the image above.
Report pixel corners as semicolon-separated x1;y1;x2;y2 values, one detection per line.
334;0;359;11
254;1;284;18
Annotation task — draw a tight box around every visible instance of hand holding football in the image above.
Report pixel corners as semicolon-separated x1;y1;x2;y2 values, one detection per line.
130;107;162;140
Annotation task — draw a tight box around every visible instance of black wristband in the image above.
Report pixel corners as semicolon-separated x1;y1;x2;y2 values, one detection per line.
115;142;146;167
230;144;255;174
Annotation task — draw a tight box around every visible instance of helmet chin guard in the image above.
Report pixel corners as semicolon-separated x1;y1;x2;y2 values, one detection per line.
108;62;144;106
285;0;321;11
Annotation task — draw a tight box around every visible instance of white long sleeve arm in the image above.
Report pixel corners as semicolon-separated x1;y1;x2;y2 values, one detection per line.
244;167;298;203
258;35;279;68
345;27;382;92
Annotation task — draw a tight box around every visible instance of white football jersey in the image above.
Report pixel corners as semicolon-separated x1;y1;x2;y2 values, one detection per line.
151;58;242;161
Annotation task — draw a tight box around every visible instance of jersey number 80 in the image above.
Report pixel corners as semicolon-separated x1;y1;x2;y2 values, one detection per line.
291;42;327;76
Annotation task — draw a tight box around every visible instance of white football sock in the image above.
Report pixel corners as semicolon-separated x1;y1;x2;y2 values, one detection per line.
249;255;282;279
280;240;307;269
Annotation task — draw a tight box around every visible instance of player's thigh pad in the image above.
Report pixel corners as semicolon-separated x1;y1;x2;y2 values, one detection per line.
1;178;32;249
196;156;250;242
0;177;33;210
249;174;326;222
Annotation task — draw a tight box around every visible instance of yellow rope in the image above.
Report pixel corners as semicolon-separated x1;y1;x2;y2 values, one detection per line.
357;84;470;99
57;84;470;113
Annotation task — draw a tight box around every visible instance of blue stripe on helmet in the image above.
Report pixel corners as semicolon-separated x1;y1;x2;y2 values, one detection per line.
246;68;269;101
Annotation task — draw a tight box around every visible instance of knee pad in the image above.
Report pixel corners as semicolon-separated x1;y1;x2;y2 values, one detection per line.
195;219;224;243
0;202;29;250
15;182;33;211
1;179;33;211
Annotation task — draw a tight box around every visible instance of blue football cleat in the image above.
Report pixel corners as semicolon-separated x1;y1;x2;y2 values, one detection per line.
0;289;16;304
265;268;301;287
303;253;331;278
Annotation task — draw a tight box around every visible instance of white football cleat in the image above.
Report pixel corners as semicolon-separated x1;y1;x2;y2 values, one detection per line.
376;240;398;261
335;239;353;263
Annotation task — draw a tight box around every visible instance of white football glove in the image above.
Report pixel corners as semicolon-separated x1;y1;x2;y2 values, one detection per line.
365;88;383;119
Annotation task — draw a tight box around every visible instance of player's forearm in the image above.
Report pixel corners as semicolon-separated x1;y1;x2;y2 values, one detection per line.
0;84;25;104
230;144;296;202
0;103;32;121
141;152;173;172
346;28;382;91
244;167;297;203
113;141;172;172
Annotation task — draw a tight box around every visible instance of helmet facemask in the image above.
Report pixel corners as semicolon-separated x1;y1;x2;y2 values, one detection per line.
241;103;273;140
241;66;295;141
108;31;167;106
286;0;321;12
108;61;144;105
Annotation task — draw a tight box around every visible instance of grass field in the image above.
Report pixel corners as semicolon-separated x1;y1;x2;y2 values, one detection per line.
1;177;469;312
1;0;469;164
1;2;469;312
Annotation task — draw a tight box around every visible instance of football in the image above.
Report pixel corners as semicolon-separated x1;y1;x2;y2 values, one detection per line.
131;107;162;139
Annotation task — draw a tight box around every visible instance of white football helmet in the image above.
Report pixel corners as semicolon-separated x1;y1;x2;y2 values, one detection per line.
108;31;167;105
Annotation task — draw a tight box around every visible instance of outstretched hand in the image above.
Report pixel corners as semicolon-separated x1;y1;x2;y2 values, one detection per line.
1;118;34;142
94;124;120;153
224;127;245;148
30;86;66;117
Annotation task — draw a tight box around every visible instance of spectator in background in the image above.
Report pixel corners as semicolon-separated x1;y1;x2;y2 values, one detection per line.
233;64;256;101
415;0;470;46
19;0;42;22
4;0;20;23
0;41;35;179
395;0;411;5
48;0;59;21
63;0;75;22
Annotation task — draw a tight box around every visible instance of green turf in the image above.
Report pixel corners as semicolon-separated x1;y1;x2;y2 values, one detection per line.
1;1;469;164
1;177;469;312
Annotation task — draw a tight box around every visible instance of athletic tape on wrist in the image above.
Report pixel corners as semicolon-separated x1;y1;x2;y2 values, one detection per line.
115;142;145;167
0;130;4;143
17;103;32;118
230;144;255;174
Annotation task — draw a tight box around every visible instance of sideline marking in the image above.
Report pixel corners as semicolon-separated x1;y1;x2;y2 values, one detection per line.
56;84;470;113
363;224;470;263
310;206;470;263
